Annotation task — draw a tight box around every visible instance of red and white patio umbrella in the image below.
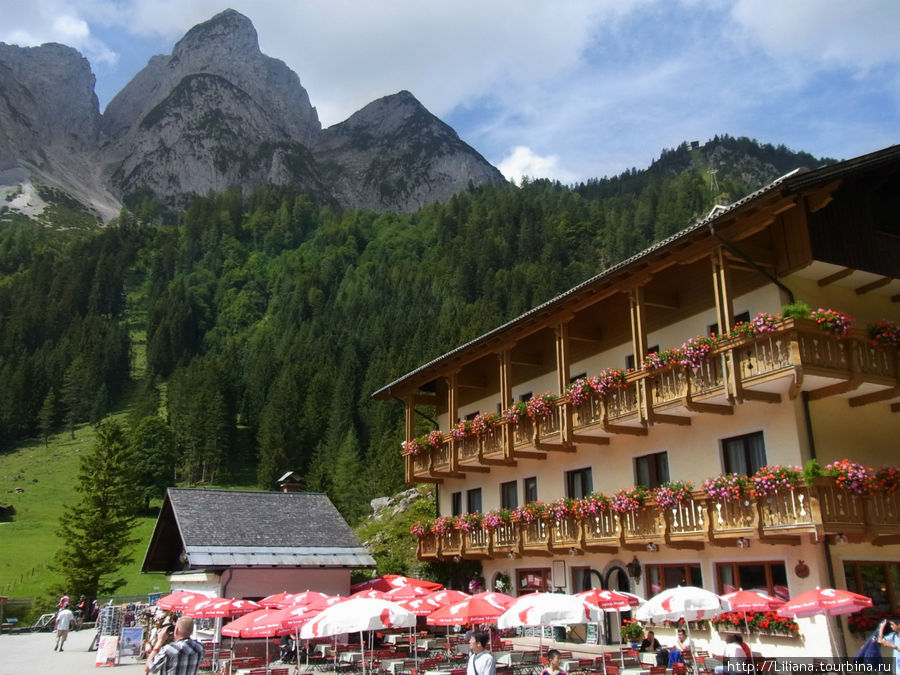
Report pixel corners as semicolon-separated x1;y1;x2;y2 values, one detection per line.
350;574;443;594
185;597;261;618
721;589;785;613
259;592;299;609
398;596;443;616
497;592;601;628
576;589;642;611
351;589;390;600
288;591;336;608
776;587;872;618
156;590;215;611
423;589;470;607
385;585;433;601
221;608;284;638
426;591;514;626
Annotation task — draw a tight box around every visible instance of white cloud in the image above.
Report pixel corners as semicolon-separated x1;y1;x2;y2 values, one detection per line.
498;146;576;185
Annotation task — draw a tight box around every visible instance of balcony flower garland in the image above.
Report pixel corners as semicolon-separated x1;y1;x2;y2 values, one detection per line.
409;519;431;537
432;515;455;535
484;508;513;530
457;511;485;532
751;464;803;497
611;485;651;513
874;465;900;494
811;308;854;338
729;312;781;339
566;377;597;406
471;411;500;434
595;368;627;394
679;335;717;370
451;419;475;440
514;501;548;523
868;319;900;350
653;481;694;510
641;347;683;372
526;392;557;417
711;611;798;636
402;437;426;455
703;473;751;503
502;401;528;424
427;430;445;448
824;459;872;496
549;497;579;521
577;491;611;517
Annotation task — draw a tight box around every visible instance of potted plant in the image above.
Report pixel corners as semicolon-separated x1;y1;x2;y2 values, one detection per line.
620;619;645;645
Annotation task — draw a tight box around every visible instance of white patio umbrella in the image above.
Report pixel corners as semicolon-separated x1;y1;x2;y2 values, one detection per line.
299;597;417;675
636;587;730;675
497;592;602;628
577;589;644;673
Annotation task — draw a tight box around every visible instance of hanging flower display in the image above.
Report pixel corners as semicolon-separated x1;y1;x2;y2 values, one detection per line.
577;491;611;516
595;368;627;394
824;459;873;496
652;481;694;510
409;520;430;537
457;512;485;532
501;401;528;424
703;473;751;502
450;419;475;440
549;497;579;521
471;412;500;434
514;501;548;523
873;465;900;494
868;319;900;350
678;335;717;370
432;515;455;535
402;438;425;455
751;464;802;497
811;308;855;337
526;392;557;417
610;485;651;513
565;377;597;406
483;508;513;530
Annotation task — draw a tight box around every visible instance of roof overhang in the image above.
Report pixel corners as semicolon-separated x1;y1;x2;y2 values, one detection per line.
184;545;376;568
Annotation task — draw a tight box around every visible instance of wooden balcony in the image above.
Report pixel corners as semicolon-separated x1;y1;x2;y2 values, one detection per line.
406;318;898;483
416;478;900;561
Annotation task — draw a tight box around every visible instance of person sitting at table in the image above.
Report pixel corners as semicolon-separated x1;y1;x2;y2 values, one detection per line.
659;628;691;667
640;629;661;653
714;634;749;674
541;649;566;675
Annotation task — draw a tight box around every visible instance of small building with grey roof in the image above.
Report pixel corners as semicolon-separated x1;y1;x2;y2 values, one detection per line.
142;488;375;598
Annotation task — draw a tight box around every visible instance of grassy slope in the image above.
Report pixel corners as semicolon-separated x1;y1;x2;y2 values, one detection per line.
0;417;169;601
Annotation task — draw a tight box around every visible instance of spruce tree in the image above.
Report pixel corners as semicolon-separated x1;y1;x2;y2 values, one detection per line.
50;419;139;598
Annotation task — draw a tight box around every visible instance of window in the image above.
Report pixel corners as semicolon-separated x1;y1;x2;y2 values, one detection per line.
523;477;538;503
451;491;462;517
722;431;767;475
844;561;900;614
716;561;789;600
646;564;702;596
570;372;587;383
571;567;594;593
519;392;533;402
626;346;658;371
500;481;518;510
465;411;479;421
466;488;482;513
566;467;593;499
635;451;670;489
708;311;751;337
517;568;551;593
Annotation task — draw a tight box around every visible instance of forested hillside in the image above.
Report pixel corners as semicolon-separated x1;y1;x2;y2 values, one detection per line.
0;136;833;524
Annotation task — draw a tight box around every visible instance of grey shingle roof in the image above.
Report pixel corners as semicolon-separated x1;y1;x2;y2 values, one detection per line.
168;488;362;548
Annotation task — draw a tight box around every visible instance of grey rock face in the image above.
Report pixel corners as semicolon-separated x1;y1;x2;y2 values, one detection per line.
315;91;506;212
1;9;504;221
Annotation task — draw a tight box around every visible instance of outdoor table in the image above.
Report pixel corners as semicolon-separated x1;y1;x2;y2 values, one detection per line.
381;658;410;673
340;651;364;664
496;651;526;666
384;634;407;645
416;638;441;651
315;644;333;658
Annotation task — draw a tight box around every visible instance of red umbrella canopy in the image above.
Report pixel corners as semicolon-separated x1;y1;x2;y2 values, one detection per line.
423;589;470;607
399;597;443;616
720;590;785;613
426;592;514;626
156;591;214;611
777;588;873;618
186;597;261;618
385;585;433;601
351;589;390;600
221;608;284;638
351;574;444;594
576;589;642;612
288;591;335;608
259;592;298;609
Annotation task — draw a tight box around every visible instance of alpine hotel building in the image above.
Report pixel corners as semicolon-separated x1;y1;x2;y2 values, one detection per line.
375;146;900;657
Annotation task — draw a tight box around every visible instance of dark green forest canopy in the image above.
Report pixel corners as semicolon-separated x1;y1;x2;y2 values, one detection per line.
0;136;832;523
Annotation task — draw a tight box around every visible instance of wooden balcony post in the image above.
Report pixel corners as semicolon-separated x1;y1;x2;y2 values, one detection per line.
555;320;574;445
712;248;739;401
498;349;515;461
629;287;651;424
447;371;460;472
404;394;415;483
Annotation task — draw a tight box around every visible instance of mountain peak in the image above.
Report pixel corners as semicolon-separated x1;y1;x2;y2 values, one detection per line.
173;9;259;60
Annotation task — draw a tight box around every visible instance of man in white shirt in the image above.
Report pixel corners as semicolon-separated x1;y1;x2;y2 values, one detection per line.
878;617;900;675
54;605;75;651
467;631;496;675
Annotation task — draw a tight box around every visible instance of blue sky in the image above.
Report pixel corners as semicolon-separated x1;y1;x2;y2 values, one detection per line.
1;0;898;183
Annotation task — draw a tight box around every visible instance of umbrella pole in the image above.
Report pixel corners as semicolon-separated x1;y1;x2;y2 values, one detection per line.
360;629;366;675
685;621;697;675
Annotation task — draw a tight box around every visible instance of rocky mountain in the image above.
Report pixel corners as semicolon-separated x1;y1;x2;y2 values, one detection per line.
0;9;505;223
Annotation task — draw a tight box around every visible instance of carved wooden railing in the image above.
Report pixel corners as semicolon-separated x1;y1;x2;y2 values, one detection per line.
664;493;708;545
607;379;640;421
621;508;663;544
582;510;620;550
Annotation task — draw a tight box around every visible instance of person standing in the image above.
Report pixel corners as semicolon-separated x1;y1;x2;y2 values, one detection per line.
467;630;496;675
54;604;75;651
541;649;567;675
145;616;204;675
878;617;900;675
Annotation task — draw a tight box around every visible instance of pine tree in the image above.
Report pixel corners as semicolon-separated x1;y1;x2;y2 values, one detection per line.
129;416;178;512
39;389;58;447
50;419;139;598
